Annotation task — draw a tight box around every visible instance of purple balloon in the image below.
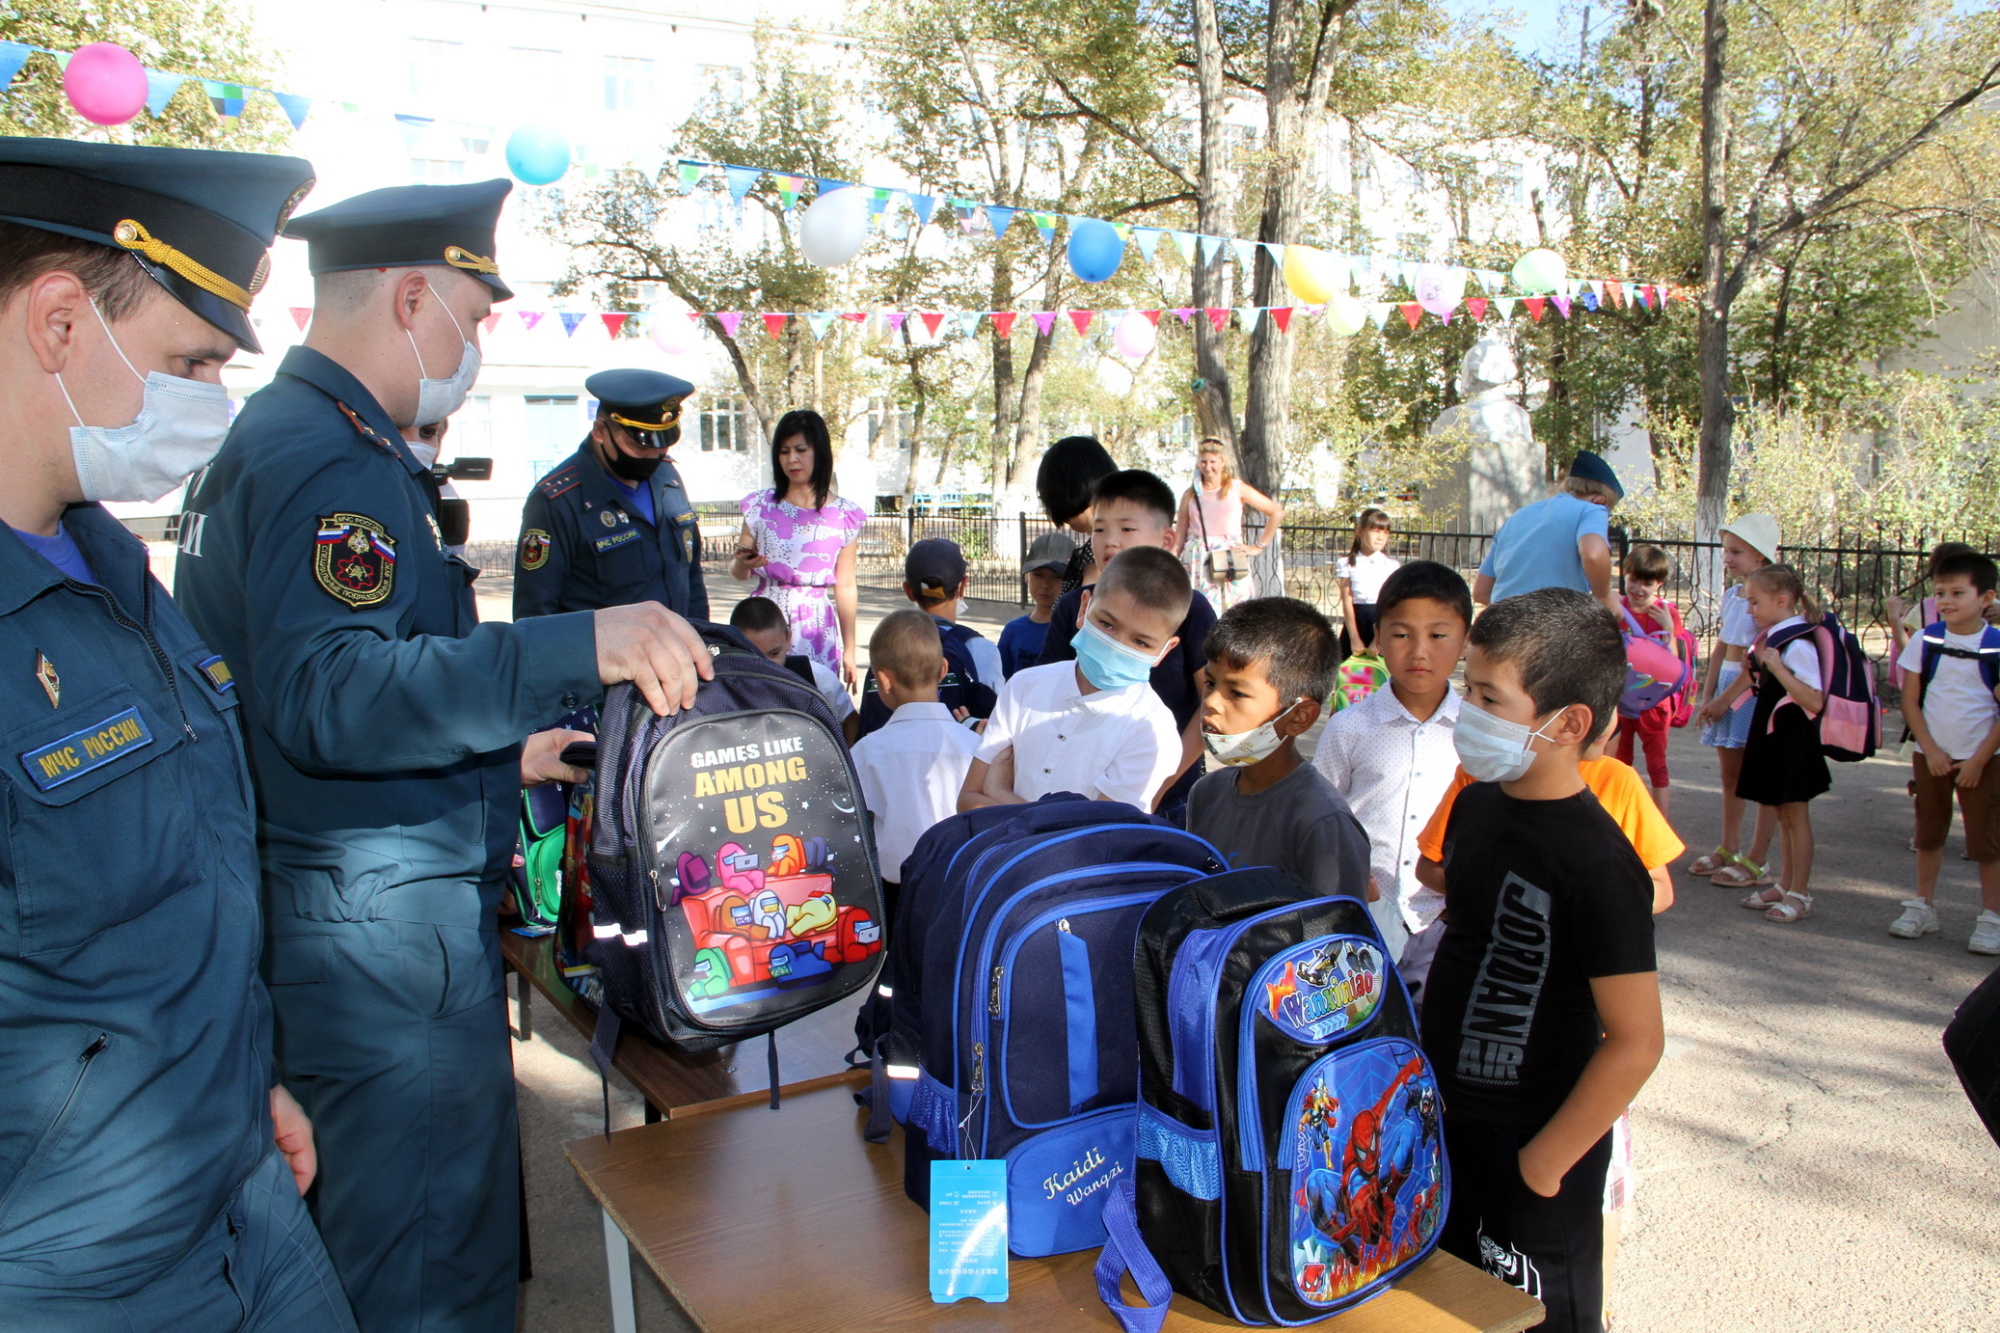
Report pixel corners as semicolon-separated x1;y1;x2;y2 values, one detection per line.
64;44;149;127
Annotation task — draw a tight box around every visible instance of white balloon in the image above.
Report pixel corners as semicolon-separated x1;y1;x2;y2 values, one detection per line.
800;187;871;268
648;308;699;356
1113;311;1157;360
1325;292;1368;336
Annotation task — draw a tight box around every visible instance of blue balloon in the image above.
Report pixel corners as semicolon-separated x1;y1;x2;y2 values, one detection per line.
506;124;571;186
1067;218;1125;284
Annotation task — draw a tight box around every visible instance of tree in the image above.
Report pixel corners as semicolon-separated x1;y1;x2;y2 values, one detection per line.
2;0;290;149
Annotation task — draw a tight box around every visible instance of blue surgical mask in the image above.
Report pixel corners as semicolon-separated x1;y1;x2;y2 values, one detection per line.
57;298;232;504
1074;615;1161;691
1452;699;1567;783
408;297;479;428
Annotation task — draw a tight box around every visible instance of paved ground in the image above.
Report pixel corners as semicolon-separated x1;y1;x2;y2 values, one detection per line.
477;578;1999;1331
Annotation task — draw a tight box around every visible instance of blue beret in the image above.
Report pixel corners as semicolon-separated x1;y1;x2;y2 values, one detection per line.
1567;450;1623;498
0;137;315;353
284;179;513;301
586;368;694;435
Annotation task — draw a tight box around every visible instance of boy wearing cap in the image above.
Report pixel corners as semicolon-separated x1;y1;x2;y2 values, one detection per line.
999;530;1073;678
174;182;713;1332
0;140;357;1329
1474;450;1625;620
855;538;1001;737
513;366;707;621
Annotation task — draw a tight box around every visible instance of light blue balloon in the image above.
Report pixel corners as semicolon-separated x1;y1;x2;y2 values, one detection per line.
506;124;571;186
1067;218;1125;284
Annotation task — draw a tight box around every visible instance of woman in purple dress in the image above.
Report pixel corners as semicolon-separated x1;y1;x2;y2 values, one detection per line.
729;409;867;687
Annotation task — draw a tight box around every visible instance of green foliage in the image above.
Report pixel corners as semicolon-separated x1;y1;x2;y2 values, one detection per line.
0;0;289;149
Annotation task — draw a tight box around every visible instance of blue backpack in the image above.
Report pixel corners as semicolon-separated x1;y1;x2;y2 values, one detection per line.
1095;868;1446;1329
884;798;1225;1257
584;624;884;1062
1918;621;2000;695
855;616;998;737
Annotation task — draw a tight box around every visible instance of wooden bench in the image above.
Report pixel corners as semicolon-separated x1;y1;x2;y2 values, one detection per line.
567;1080;1544;1333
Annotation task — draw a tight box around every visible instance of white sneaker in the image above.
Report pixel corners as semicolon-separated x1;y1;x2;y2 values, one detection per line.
1888;899;1939;938
1970;911;2000;956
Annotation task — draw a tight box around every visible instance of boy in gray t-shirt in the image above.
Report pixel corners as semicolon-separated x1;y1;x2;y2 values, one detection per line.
1184;598;1372;901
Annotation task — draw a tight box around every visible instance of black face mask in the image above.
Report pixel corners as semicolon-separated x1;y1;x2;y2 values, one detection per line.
606;449;663;482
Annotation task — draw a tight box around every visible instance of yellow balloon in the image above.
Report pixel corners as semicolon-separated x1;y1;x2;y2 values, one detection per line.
1282;244;1345;306
1325;292;1368;336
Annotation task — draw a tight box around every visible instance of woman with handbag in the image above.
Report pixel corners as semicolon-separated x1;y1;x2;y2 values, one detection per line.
1174;437;1283;615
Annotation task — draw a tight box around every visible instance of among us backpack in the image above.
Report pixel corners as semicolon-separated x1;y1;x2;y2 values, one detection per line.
584;624;884;1058
881;797;1226;1257
1095;868;1446;1329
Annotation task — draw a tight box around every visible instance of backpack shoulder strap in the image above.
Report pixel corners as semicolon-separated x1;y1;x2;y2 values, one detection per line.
784;654;817;687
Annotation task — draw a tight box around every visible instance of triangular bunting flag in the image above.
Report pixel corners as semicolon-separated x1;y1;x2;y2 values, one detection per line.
1068;310;1094;335
1496;297;1517;320
1143;309;1162;326
558;312;586;337
1134;228;1162;261
724;165;759;203
1369;303;1392;330
600;313;629;338
840;311;866;323
1550;295;1572;319
1262;242;1285;268
986;205;1016;240
909;193;937;227
1200;234;1227;264
677;160;702;194
1524;297;1547;321
1032;212;1057;243
919;312;946;338
816;178;849;197
717;312;743;337
776;174;801;209
1109;221;1132;242
518;311;544;332
1237;305;1261;332
289;307;311;331
145;71;188;117
1031;311;1057;336
991;312;1017;337
882;311;907;333
1172;307;1194;324
1231;239;1258;272
806;312;836;341
1204;307;1230;331
1270;307;1293;333
955;312;981;337
763;313;787;339
1172;231;1198;263
1400;302;1423;330
0;42;31;90
1635;285;1652;311
1465;297;1489;322
479;313;500;334
867;187;892;216
393;113;432;149
1580;290;1600;312
203;81;248;117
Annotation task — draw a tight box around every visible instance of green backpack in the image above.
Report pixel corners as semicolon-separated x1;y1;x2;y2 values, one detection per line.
514;783;569;929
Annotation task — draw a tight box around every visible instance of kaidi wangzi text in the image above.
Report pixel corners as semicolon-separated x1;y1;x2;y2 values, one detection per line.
1042;1147;1124;1206
688;734;811;833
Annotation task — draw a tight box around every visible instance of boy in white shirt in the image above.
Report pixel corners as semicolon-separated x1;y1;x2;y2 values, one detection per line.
730;596;859;743
959;546;1187;811
1889;549;2000;954
1314;561;1471;961
849;612;980;909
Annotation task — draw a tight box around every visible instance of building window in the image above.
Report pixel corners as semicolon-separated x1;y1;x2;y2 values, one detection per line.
695;64;745;109
524;395;582;462
605;55;656;113
866;397;915;452
699;398;751;453
409;158;467;183
407;39;464;102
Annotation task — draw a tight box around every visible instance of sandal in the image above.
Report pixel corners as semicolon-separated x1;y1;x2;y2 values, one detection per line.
1739;885;1787;910
1711;854;1774;889
1686;846;1730;877
1764;889;1813;923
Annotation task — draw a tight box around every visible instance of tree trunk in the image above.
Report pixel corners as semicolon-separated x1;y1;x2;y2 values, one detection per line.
1189;0;1236;452
1693;0;1733;552
990;246;1018;500
1007;325;1059;497
1238;0;1304;499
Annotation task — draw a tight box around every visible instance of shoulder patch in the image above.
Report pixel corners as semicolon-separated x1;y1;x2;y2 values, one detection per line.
333;402;402;456
314;512;397;609
520;528;551;571
537;465;580;500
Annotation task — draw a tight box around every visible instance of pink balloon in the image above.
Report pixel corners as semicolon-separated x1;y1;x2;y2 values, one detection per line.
1112;311;1156;359
1414;264;1467;319
64;43;149;127
649;310;699;356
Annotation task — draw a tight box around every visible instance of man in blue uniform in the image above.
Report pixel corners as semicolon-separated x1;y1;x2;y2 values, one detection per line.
0;139;356;1330
514;367;708;619
174;181;711;1332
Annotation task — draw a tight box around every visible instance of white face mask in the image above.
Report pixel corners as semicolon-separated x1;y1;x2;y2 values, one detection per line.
404;435;440;470
1452;698;1568;784
407;294;479;428
1203;698;1304;768
57;299;232;504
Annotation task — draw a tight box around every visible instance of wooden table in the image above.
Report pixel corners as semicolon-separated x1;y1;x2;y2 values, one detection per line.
500;929;868;1122
567;1081;1544;1333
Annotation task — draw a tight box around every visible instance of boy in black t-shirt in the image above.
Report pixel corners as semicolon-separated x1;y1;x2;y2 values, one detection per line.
1421;588;1664;1333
